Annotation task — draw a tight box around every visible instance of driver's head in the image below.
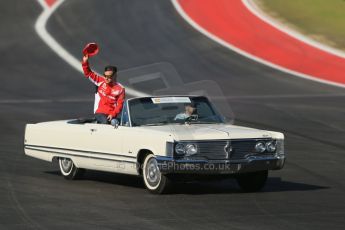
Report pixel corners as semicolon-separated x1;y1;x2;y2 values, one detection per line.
104;65;117;84
185;103;196;115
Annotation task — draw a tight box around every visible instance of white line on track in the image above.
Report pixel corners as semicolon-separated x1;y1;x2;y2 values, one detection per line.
3;0;343;105
35;0;148;97
0;98;93;104
171;0;345;89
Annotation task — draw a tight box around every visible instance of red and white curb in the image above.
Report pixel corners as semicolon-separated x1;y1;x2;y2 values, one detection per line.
172;0;345;88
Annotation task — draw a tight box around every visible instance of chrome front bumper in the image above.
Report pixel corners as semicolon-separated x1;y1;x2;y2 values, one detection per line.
156;155;285;174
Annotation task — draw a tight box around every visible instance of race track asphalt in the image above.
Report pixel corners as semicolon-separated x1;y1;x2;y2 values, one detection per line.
0;0;344;229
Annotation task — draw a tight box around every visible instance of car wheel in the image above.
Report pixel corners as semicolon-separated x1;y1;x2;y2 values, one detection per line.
142;154;171;194
58;157;84;180
236;170;268;192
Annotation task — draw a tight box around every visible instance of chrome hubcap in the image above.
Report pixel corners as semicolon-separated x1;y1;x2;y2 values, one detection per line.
60;158;73;173
145;158;161;187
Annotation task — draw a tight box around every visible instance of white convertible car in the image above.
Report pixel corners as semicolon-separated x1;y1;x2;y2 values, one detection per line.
24;96;285;194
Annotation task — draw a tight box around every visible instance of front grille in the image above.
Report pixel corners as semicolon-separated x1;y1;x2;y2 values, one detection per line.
182;139;273;160
230;139;257;160
194;141;228;160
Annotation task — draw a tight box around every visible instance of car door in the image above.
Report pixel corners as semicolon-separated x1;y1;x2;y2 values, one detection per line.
82;123;125;168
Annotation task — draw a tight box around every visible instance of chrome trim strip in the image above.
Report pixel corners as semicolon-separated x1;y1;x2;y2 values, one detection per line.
127;100;132;127
156;156;208;163
24;144;137;160
126;99;134;127
175;138;273;143
156;155;284;164
25;146;137;164
120;100;125;126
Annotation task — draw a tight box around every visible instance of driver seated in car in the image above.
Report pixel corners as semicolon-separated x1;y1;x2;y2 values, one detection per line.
174;103;197;120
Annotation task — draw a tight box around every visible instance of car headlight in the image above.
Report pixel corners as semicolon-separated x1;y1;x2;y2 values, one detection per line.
255;142;266;153
266;141;277;153
185;143;198;156
175;143;185;155
175;143;198;156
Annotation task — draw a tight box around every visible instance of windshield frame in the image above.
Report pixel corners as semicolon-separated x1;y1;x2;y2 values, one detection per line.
127;96;226;127
119;100;132;127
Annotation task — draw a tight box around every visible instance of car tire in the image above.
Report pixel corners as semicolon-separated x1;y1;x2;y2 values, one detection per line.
142;154;171;194
58;157;85;180
236;170;268;192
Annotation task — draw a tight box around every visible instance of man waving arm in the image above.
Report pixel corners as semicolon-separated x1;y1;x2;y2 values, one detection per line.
82;55;104;85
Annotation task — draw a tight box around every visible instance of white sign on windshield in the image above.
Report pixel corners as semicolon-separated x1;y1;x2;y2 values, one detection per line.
151;97;191;104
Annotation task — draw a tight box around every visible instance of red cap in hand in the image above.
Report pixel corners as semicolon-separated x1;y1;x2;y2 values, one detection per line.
83;43;99;56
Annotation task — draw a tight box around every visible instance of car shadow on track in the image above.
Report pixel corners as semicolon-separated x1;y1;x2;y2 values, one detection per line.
45;170;145;189
170;177;329;195
45;170;329;194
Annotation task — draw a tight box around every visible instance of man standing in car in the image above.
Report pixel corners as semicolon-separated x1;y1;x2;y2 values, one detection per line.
82;54;125;124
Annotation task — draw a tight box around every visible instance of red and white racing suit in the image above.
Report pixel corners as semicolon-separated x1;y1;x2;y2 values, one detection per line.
82;61;125;118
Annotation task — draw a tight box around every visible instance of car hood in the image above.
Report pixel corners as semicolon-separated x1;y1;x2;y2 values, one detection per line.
139;123;278;141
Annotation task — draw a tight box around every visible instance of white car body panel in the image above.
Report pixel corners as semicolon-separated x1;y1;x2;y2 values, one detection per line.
24;96;285;177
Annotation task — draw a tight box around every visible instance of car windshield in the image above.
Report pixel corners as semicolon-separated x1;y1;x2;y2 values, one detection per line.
128;96;225;126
